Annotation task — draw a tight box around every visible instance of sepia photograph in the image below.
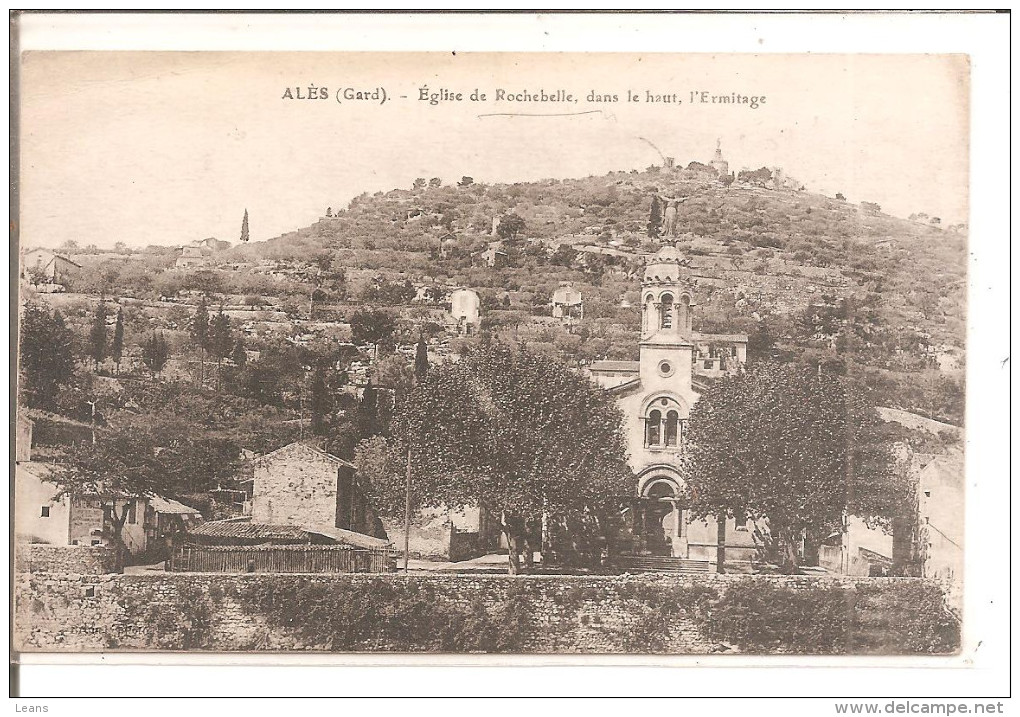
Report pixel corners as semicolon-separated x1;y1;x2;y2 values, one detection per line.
12;43;978;666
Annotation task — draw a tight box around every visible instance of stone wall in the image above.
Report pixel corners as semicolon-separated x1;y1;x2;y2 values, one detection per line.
13;572;958;655
15;543;122;575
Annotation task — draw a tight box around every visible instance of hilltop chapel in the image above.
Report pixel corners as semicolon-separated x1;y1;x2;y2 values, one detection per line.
587;245;755;571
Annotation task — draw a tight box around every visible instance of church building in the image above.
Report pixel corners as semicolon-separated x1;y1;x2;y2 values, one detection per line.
587;245;754;571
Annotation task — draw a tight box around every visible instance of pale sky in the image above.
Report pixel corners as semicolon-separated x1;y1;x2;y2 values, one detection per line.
19;52;969;249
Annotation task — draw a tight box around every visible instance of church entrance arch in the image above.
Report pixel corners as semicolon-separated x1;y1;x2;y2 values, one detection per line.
625;473;689;558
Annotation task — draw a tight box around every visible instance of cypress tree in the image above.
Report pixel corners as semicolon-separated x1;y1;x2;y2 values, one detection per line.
111;308;124;373
240;209;250;242
88;301;108;371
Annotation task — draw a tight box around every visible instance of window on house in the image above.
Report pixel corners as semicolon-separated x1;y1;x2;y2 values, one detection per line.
40;506;50;518
646;410;662;447
733;510;749;530
665;411;679;447
91;539;101;546
128;501;137;524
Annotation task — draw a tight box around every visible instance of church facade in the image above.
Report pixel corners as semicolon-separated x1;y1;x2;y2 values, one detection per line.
587;246;755;571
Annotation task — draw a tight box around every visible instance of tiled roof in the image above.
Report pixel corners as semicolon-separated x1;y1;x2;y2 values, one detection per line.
693;332;749;343
189;521;309;541
258;441;355;468
147;494;201;515
589;360;640;372
189;519;391;549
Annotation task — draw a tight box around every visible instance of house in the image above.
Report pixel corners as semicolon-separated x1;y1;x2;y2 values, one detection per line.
175;245;207;268
175;236;230;268
585;245;753;571
251;442;388;541
551;285;583;322
449;288;481;335
479;243;508;268
14;415;200;559
21;248;81;285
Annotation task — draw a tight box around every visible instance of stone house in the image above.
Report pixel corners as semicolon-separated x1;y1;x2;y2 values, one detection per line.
251;442;388;541
21;248;81;285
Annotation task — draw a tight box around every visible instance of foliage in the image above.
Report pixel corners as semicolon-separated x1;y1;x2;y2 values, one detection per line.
350;308;397;348
87;301;109;369
496;213;526;242
240;208;250;243
140;332;172;376
365;342;632;573
19;304;76;410
50;428;166;552
111;309;125;369
681;362;901;572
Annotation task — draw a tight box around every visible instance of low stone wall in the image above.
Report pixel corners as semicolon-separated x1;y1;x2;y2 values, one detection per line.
15;543;122;575
13;572;960;655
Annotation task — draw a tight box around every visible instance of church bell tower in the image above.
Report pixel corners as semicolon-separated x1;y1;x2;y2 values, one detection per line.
639;246;696;392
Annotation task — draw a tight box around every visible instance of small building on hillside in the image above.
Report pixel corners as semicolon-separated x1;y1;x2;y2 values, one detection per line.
449;288;481;335
175;245;207;268
479;243;508;268
251;442;388;541
551;285;583;323
21;248;81;286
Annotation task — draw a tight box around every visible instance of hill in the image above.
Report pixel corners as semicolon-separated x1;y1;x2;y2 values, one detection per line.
55;165;968;425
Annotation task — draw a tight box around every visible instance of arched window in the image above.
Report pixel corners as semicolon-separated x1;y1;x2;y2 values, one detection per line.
660;294;674;329
678;295;691;332
646;409;662;446
665;410;679;446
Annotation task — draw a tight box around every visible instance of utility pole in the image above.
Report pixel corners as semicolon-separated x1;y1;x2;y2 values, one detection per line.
404;444;412;572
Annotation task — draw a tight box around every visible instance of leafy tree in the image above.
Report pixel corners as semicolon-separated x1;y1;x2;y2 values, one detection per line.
681;362;901;573
111;308;125;373
19;304;76;410
428;177;442;188
88;301;109;371
51;428;164;558
58;239;80;254
746;320;776;362
350;308;397;350
497;213;526;242
412;178;426;191
240;208;250;242
358;343;632;574
141;332;171;377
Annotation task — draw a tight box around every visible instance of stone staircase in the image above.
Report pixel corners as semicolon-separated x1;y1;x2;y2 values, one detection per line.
611;555;713;574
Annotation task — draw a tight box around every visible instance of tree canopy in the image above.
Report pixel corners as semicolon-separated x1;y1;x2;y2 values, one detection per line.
19;304;76;410
681;361;903;572
356;342;631;573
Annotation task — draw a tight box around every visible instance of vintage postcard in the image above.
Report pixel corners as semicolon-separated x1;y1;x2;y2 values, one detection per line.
13;47;974;663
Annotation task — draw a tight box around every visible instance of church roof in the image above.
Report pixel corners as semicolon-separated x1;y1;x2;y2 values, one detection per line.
588;360;639;373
